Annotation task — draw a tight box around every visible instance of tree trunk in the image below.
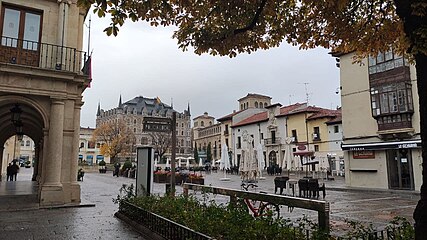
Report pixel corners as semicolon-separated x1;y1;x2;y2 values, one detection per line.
414;53;427;240
393;1;426;238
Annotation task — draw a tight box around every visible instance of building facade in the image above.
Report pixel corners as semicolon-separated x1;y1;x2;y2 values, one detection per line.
192;112;221;162
0;0;90;206
78;127;110;165
337;52;420;191
96;96;192;161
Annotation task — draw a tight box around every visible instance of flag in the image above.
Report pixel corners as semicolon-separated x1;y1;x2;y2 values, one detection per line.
82;55;92;88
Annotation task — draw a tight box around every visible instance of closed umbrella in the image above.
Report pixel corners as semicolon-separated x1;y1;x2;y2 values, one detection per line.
256;143;265;180
220;144;230;181
166;158;170;168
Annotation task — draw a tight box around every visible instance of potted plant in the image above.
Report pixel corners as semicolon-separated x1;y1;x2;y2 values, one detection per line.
154;170;168;183
98;160;107;173
188;173;204;185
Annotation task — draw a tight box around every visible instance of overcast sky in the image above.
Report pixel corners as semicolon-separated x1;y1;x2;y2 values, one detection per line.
80;15;341;128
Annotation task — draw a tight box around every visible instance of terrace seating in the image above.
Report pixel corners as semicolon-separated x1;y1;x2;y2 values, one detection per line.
274;176;289;195
299;178;326;199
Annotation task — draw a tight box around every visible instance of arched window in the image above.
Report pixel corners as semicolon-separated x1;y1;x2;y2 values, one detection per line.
255;102;258;108
80;142;84;148
265;102;268;107
241;104;243;109
26;140;30;146
201;121;204;127
134;119;136;124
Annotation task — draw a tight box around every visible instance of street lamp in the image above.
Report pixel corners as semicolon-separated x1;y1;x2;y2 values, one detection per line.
10;104;22;123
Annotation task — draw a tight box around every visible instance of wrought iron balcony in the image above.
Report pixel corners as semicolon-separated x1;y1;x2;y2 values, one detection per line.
264;137;281;145
0;36;88;74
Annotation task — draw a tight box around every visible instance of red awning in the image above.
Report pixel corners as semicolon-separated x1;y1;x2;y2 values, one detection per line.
293;151;314;156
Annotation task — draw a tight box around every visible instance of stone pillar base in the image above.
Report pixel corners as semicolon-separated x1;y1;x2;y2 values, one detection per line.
40;184;64;206
70;183;81;203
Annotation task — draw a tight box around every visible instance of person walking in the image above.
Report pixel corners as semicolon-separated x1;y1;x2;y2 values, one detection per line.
6;163;12;181
10;161;20;181
114;162;121;177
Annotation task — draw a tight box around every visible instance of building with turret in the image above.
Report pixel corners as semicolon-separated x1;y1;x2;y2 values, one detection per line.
96;96;192;161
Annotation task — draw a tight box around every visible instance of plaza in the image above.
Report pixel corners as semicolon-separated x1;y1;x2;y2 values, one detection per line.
0;167;418;239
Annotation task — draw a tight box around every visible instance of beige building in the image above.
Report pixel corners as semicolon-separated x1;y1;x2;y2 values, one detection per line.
193;112;221;162
0;0;90;206
96;96;192;161
336;51;420;191
78;127;110;165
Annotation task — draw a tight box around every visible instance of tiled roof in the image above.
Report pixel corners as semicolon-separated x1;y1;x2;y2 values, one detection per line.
278;103;306;116
231;112;268;128
238;93;272;101
326;114;342;124
307;108;341;120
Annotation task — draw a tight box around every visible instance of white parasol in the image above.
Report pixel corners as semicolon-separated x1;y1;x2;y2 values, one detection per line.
220;144;230;181
256;143;266;180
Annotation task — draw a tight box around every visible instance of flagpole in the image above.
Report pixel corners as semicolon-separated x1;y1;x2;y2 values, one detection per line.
87;15;91;57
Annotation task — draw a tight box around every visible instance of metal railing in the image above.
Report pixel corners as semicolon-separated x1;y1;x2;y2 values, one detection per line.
0;36;88;74
183;183;330;232
264;137;281;145
119;201;213;240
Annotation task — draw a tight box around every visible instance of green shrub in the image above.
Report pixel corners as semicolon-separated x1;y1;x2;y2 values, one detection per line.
98;160;106;166
122;160;132;170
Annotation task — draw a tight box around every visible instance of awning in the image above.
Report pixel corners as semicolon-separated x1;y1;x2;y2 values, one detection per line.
342;139;421;151
293;151;314;156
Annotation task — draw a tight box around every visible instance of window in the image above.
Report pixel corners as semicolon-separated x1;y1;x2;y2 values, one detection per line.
194;122;198;127
313;127;320;140
255;102;258;108
88;141;95;149
80;142;85;148
201;121;204;127
237;137;241;149
314;145;319;152
20;140;24;146
271;131;276;144
260;133;264;139
2;6;42;50
371;82;413;117
26;140;30;146
368;50;408;74
291;129;298;142
334;125;339;133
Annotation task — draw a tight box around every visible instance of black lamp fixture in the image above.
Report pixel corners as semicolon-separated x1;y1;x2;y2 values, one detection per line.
15;120;24;141
10;104;22;123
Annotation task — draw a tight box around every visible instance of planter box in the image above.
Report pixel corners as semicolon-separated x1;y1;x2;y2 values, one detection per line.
166;175;183;185
154;174;167;183
188;178;204;185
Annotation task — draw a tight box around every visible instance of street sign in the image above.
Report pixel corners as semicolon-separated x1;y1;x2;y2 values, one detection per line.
142;117;172;132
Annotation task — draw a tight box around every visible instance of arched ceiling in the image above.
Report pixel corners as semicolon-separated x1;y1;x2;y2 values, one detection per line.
0;102;45;145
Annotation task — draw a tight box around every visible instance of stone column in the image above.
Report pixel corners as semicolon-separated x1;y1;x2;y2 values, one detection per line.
70;100;82;203
0;146;4;181
40;99;65;206
32;143;40;181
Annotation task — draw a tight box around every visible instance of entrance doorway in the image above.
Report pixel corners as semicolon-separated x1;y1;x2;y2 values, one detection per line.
268;151;277;166
386;149;414;190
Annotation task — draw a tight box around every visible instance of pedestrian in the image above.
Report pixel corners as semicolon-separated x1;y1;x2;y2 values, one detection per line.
6;163;12;181
10;161;20;181
114;162;121;177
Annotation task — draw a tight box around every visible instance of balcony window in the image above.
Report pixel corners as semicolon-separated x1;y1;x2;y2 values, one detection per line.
371;82;413;117
1;6;42;62
291;129;298;142
368;50;409;74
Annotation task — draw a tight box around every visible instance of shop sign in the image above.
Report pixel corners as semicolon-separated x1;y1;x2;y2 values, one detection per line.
353;150;375;159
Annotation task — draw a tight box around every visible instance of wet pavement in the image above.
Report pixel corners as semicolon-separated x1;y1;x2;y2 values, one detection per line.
0;168;419;238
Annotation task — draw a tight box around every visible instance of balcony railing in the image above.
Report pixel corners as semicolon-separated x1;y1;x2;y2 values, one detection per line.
264;137;281;145
0;36;88;74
